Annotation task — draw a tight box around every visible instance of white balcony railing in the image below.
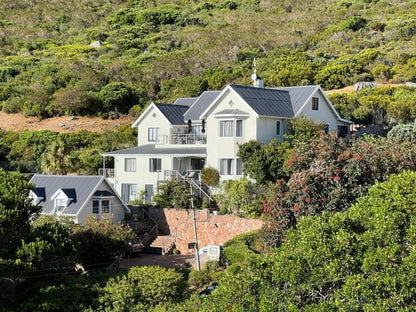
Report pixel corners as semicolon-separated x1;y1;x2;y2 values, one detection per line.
159;134;207;145
98;168;114;178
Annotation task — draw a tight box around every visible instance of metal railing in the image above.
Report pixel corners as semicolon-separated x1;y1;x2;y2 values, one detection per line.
159;134;207;145
98;168;114;178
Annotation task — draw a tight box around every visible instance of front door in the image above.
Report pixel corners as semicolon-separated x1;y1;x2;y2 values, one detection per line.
144;184;154;204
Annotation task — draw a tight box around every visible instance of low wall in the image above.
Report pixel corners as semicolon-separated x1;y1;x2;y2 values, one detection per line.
148;208;263;254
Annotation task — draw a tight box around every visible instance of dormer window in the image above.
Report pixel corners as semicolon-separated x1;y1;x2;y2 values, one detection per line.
312;97;319;110
55;198;67;213
51;188;76;215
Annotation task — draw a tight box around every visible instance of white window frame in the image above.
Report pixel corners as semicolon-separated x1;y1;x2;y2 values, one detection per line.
219;158;234;175
149;158;162;172
276;120;281;136
236;120;243;137
55;198;67;213
219;120;243;137
236;158;243;176
312;97;319;110
219;120;234;137
148;127;160;142
92;199;111;215
124;158;136;172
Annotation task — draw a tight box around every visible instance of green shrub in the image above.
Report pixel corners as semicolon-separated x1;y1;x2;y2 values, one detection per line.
201;167;219;187
387;123;416;142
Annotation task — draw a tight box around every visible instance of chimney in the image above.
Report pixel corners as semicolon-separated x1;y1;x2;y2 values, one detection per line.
251;58;264;88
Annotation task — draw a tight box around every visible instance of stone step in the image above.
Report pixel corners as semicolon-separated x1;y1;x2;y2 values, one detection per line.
150;235;175;254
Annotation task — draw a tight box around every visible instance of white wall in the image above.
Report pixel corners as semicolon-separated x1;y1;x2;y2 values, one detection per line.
113;154;174;197
136;105;171;146
257;117;286;144
77;181;125;225
299;90;342;131
205;88;257;180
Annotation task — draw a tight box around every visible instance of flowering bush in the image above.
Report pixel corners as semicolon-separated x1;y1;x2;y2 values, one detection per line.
263;133;416;247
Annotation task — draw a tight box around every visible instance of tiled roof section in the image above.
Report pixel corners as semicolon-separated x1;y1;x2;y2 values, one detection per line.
173;97;198;107
103;144;206;156
230;84;294;118
184;91;222;121
271;85;319;114
155;103;189;125
30;175;104;216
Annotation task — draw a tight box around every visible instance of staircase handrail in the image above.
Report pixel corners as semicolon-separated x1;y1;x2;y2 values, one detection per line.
187;178;214;204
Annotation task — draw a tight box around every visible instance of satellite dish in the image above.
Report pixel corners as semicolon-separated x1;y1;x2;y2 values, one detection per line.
251;73;257;81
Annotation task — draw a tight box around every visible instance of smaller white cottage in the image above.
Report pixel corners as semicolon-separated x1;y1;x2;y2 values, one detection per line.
29;175;129;225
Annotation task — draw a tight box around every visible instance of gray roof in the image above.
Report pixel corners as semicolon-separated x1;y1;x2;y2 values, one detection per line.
214;109;250;116
30;175;112;216
230;84;294;118
103;144;206;156
155;103;189;125
173;97;197;107
272;85;319;114
184;91;221;121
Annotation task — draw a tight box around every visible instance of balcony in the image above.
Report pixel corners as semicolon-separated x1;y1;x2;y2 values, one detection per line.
98;168;114;178
159;134;207;145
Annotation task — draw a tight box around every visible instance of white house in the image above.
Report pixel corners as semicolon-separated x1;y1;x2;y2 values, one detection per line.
29;175;129;224
102;76;351;204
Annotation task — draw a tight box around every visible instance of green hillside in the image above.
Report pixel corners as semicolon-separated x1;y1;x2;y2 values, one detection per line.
1;0;416;118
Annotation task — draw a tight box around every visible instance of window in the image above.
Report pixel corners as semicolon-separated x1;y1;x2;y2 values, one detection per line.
125;158;136;172
93;200;99;214
102;200;110;214
55;198;66;212
130;184;138;196
236;120;243;137
219;121;233;137
148;127;159;142
219;158;233;175
220;120;243;137
192;125;202;135
149;158;161;172
92;199;111;214
276;121;281;136
236;159;243;175
312;97;319;110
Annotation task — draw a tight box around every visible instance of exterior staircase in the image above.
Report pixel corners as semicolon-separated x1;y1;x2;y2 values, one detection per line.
144;235;176;255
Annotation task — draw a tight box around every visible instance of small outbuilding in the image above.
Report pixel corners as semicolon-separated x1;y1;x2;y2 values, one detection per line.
29;174;129;225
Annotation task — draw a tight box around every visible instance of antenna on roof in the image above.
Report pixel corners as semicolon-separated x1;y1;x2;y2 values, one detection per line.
251;58;264;88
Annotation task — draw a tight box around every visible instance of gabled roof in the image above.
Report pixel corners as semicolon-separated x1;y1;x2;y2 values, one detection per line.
272;85;319;114
155;103;189;125
103;144;206;157
224;84;294;118
29;175;116;216
173;97;198;107
184;91;222;121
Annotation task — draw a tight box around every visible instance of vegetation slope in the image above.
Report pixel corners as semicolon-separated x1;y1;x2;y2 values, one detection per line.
1;0;416;119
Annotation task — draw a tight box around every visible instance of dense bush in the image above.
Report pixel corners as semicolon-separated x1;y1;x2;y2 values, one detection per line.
96;266;186;311
201;167;220;187
196;171;416;311
238;139;291;184
387;123;416;142
214;178;266;217
263;133;416;247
